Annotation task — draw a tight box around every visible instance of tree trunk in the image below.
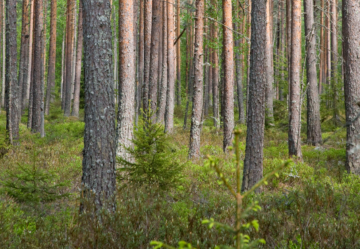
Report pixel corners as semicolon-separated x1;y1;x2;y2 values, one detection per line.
60;33;65;101
165;0;175;133
246;0;252;119
288;0;302;158
176;0;181;106
117;0;136;160
330;0;338;122
31;0;44;134
5;0;19;144
286;0;291;103
188;0;204;159
342;0;360;174
137;0;144;125
304;0;322;146
265;0;274;124
0;0;4;109
63;0;75;116
235;21;245;124
157;0;167;123
241;0;266;192
279;0;285;101
319;0;324;93
211;0;219;129
142;0;152;111
18;0;30;117
148;0;161;114
81;0;116;212
71;0;83;117
45;0;57;115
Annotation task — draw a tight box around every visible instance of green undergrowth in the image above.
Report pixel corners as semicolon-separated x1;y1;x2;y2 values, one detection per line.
0;105;358;248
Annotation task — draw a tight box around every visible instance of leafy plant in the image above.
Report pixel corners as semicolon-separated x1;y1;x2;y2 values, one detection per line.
117;108;184;191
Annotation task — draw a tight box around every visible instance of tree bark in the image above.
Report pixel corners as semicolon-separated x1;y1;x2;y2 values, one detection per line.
241;0;267;192
71;0;83;117
288;0;302;158
188;0;204;159
142;0;152;111
81;0;116;212
165;0;175;133
304;0;321;146
176;0;181;106
235;21;245;124
18;0;30;117
265;0;274;123
148;0;161;114
31;0;44;134
137;0;144;125
45;0;57;115
342;0;360;174
5;0;19;144
117;0;136;160
0;0;4;109
330;0;338;121
211;0;219;129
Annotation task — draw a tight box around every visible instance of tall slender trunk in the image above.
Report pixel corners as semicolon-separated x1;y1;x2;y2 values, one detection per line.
235;20;245;124
117;0;136;160
176;0;181;106
188;0;204;159
148;0;161;114
288;0;302;158
31;0;44;134
343;0;360;174
81;0;116;212
211;0;219;128
157;0;167;123
319;0;324;93
137;0;144;125
222;0;235;151
5;0;19;143
279;0;285;101
246;0;252;119
165;0;175;133
241;0;267;192
265;0;274;123
142;0;152;111
45;0;57;115
71;0;83;117
60;33;65;101
330;0;338;121
18;0;30;117
304;0;322;146
0;0;4;109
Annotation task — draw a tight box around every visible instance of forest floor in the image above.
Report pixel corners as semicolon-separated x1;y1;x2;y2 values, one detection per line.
0;102;359;248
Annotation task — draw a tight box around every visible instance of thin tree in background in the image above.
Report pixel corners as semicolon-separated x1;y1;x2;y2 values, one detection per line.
0;0;4;110
18;0;30;116
211;0;219;129
288;0;302;159
5;0;19;144
148;0;161;114
265;0;274;124
137;0;144;125
330;0;339;123
27;2;35;129
304;0;321;146
45;0;57;115
176;0;181;106
117;0;136;159
31;0;44;134
342;0;360;175
241;0;266;192
63;0;75;116
165;0;175;133
222;0;234;151
188;0;204;159
81;0;116;212
71;0;83;117
142;0;152;111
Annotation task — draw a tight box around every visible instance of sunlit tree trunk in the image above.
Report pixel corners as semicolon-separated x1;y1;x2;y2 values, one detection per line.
265;0;274;123
176;0;181;106
81;0;116;212
5;0;19;144
304;0;322;146
330;0;339;122
343;0;360;174
45;0;57;115
288;0;302;159
188;0;204;159
241;0;266;192
137;0;144;124
212;0;219;129
142;0;152;111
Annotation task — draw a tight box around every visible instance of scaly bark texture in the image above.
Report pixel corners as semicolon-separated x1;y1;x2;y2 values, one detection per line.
31;0;44;134
176;0;181;106
18;0;30;116
304;0;321;146
45;0;57;115
265;0;274;123
288;0;302;158
148;0;161;114
81;0;116;211
157;0;167;123
165;0;175;133
5;0;19;143
343;0;360;174
117;0;136;160
222;0;234;151
142;0;152;111
63;0;75;116
241;0;266;192
188;0;204;159
71;0;83;117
